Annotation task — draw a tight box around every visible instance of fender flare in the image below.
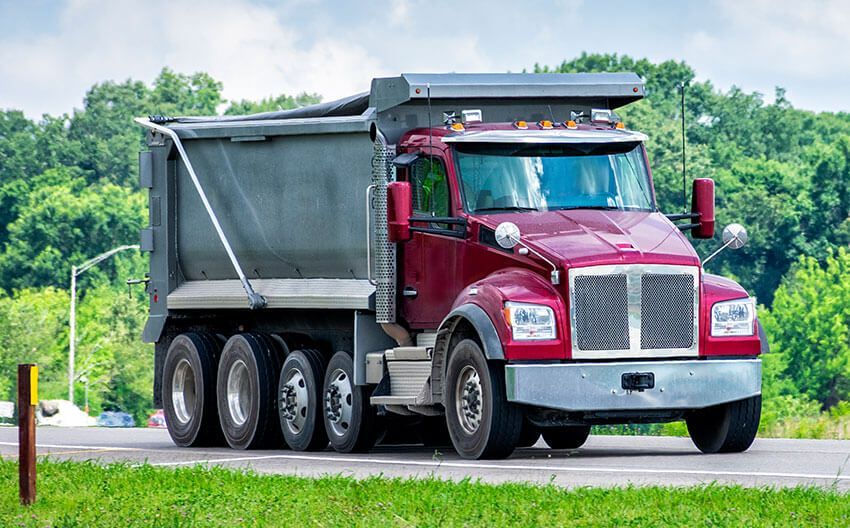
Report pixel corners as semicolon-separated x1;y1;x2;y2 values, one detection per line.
441;303;505;360
430;303;504;404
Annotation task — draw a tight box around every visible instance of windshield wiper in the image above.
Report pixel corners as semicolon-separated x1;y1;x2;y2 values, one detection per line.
556;205;620;211
474;206;539;213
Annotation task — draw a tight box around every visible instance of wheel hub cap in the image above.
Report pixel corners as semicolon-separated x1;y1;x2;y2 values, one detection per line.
456;365;483;434
280;368;309;434
171;358;196;425
226;359;251;426
325;368;353;438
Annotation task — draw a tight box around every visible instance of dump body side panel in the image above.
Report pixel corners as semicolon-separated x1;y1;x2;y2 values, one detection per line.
175;132;374;281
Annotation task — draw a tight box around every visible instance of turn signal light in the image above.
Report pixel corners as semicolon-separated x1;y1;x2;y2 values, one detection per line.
565;120;578;129
514;120;528;129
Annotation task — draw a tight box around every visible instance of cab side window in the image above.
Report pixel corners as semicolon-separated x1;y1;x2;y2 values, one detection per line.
410;158;449;217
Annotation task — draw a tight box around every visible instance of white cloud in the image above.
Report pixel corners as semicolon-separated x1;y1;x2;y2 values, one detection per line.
1;0;846;116
683;0;850;108
0;0;388;117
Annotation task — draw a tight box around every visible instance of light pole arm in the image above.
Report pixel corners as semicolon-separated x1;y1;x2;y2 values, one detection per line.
75;245;140;276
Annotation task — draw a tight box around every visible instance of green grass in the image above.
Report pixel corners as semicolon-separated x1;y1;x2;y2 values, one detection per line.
0;460;848;527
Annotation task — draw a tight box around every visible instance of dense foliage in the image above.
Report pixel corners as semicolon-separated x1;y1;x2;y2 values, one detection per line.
0;55;849;430
0;69;317;422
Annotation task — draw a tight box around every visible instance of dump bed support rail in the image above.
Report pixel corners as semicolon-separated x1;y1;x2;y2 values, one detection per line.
134;117;267;310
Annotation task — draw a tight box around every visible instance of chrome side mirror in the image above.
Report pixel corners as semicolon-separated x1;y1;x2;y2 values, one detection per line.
495;222;521;249
722;223;748;250
703;223;748;266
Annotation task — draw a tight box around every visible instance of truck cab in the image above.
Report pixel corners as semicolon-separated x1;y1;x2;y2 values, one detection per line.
137;73;762;460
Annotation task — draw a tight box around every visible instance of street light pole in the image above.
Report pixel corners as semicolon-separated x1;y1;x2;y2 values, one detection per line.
68;244;139;403
69;267;77;402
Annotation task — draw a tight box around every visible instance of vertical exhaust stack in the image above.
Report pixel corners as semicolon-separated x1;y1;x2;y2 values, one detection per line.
369;125;398;321
370;124;413;347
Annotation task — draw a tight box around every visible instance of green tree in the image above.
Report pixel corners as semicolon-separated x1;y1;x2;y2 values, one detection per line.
0;170;145;291
0;288;70;401
225;92;321;115
761;249;850;408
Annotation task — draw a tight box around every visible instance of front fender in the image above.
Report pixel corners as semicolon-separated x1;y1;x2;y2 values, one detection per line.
701;273;761;357
443;268;568;361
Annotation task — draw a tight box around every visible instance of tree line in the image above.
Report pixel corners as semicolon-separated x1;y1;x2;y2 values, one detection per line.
0;55;848;427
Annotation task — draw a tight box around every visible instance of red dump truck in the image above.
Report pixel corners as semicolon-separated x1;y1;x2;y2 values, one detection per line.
135;73;763;459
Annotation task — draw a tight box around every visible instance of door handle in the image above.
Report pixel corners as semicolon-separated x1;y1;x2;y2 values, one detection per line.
402;286;418;298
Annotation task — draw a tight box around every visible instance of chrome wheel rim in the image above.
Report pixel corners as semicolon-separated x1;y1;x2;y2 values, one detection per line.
455;365;483;434
325;368;353;438
280;367;309;434
226;359;251;426
171;358;196;425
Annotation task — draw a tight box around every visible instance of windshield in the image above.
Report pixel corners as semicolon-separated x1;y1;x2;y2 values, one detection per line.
454;142;654;213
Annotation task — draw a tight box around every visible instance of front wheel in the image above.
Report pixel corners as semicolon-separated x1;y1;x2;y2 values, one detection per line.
686;395;761;454
444;339;522;460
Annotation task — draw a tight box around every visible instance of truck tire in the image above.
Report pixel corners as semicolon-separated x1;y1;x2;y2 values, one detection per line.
687;395;761;454
517;419;541;448
279;349;328;451
542;425;591;450
445;339;522;460
217;333;281;450
323;351;378;453
162;332;224;447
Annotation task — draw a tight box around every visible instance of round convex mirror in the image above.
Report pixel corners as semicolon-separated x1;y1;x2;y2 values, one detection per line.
722;223;748;250
494;222;521;249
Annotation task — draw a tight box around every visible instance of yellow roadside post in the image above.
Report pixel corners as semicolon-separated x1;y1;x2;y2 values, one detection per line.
18;364;36;505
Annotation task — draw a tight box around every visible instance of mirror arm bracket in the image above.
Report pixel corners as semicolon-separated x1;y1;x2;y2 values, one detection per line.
702;237;737;267
515;240;560;285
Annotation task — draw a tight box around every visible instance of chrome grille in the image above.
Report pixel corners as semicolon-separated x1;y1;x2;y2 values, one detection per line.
573;275;629;350
569;265;699;359
640;274;695;349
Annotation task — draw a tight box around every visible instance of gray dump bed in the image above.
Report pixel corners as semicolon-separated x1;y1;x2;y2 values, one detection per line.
138;73;644;341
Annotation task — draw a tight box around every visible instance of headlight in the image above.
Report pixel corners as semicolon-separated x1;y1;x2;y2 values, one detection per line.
504;302;556;340
711;297;755;337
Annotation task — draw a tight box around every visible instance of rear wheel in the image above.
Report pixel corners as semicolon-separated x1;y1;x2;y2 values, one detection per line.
217;333;281;449
162;332;223;447
323;351;378;453
279;349;328;451
687;395;761;453
542;425;591;450
445;339;522;460
517;419;541;448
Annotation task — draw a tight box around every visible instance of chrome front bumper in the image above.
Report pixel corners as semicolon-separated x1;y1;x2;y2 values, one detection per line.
504;359;761;411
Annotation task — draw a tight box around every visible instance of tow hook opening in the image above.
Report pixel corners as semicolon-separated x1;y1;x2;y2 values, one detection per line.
621;372;655;392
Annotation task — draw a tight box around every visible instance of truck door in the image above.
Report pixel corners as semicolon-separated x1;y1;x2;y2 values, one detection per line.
400;154;464;328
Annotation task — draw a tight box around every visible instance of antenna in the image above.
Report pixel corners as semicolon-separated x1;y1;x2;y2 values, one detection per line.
679;81;688;212
427;83;433;161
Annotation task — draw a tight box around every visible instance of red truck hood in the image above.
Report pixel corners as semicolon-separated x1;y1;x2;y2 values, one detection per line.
480;210;700;269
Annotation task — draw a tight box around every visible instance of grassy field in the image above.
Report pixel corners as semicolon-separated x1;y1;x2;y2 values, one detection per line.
0;460;848;527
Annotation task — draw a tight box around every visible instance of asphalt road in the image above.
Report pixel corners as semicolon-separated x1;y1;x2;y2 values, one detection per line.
1;426;849;490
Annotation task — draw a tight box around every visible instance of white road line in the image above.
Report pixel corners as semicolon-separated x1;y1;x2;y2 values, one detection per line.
0;441;140;451
4;440;848;482
144;452;850;482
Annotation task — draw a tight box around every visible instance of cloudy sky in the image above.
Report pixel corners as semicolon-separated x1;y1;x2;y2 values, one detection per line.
0;0;847;118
